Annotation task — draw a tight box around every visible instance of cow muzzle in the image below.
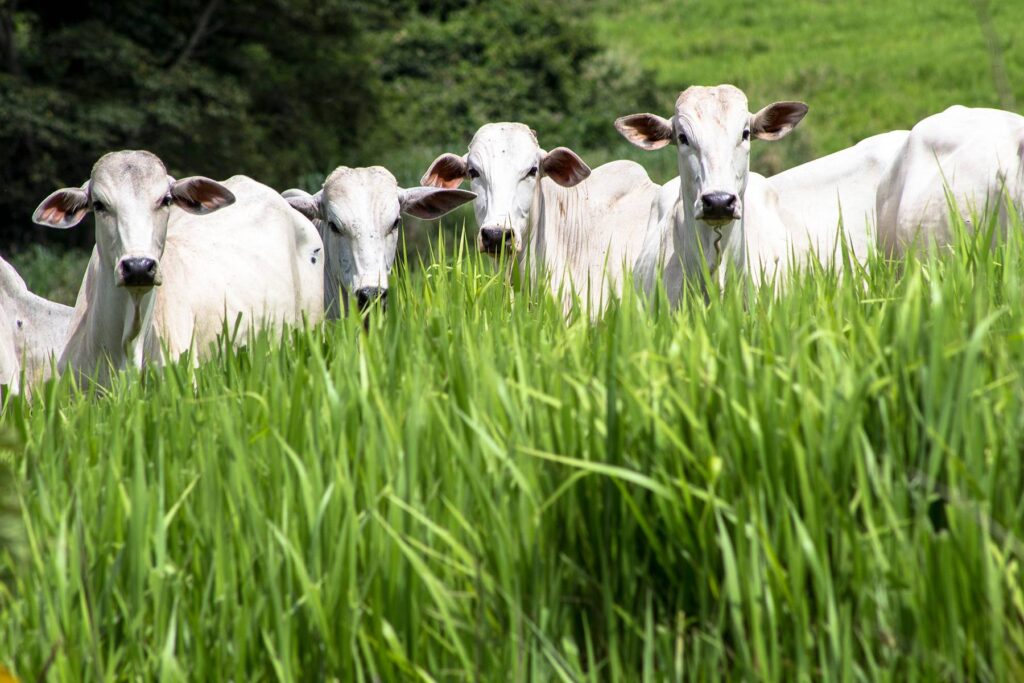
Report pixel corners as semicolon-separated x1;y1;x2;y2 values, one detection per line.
697;192;740;224
117;257;160;288
355;287;388;312
479;227;515;256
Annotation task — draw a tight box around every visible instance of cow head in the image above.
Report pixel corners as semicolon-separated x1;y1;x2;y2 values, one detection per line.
616;85;807;226
32;151;235;290
285;166;474;312
421;123;591;256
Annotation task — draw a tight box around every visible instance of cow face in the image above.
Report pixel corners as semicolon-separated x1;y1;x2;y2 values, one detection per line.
285;167;474;312
32;151;235;290
616;85;807;225
421;123;591;257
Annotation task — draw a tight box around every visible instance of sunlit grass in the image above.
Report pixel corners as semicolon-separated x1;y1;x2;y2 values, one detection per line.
3;210;1024;680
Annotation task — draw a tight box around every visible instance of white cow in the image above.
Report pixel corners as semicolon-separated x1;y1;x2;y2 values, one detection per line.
876;105;1024;256
0;256;74;392
421;123;660;314
283;166;475;318
33;151;323;387
616;85;811;303
767;130;910;265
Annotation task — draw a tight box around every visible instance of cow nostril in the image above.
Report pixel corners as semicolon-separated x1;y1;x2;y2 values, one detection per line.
120;257;158;287
700;192;738;218
355;287;387;312
479;227;513;253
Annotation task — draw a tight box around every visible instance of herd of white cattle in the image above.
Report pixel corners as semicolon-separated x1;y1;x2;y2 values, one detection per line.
2;84;1023;393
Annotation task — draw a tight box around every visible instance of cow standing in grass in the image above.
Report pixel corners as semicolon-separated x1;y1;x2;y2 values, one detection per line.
617;84;813;304
876;105;1024;256
33;151;324;387
283;166;475;318
422;123;661;315
0;256;73;393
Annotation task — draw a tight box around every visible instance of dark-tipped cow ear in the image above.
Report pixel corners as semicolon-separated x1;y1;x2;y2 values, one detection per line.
615;114;674;150
399;187;476;220
750;101;808;141
171;176;235;214
421;153;468;189
32;186;90;229
541;147;591;187
283;189;323;222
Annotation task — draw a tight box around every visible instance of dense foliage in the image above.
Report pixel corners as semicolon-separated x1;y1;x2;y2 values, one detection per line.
3;217;1024;679
0;0;657;250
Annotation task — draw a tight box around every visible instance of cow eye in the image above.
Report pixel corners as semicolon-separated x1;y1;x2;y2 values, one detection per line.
742;129;751;142
390;217;401;233
92;200;107;213
468;167;480;180
159;195;173;208
328;220;341;234
678;132;689;146
526;166;538;178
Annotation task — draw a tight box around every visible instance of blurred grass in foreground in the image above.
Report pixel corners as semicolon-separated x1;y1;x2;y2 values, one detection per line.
2;212;1024;680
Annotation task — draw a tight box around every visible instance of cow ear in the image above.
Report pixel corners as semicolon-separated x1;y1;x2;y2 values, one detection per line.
399;187;476;220
171;176;235;214
283;189;323;221
750;101;808;141
421;153;468;189
33;186;90;229
541;147;591;187
615;114;674;150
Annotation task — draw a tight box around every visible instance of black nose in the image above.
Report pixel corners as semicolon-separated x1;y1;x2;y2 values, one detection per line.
700;192;738;221
355;287;388;312
120;257;158;287
479;227;513;254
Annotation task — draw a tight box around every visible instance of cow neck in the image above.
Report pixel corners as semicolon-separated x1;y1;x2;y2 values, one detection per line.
70;248;159;376
674;183;746;289
318;221;346;319
525;176;590;296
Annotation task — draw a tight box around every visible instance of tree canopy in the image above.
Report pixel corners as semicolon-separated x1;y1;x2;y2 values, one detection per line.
0;0;657;249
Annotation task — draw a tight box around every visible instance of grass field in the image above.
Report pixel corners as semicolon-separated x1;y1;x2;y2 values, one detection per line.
3;215;1024;679
4;1;1024;680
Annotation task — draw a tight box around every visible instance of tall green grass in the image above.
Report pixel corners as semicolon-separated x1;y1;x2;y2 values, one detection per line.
2;215;1024;680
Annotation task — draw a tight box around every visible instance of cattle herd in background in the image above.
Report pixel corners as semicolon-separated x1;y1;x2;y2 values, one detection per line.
2;83;1023;394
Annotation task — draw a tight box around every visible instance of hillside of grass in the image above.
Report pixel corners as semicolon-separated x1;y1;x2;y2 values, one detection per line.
595;0;1024;176
4;221;1024;679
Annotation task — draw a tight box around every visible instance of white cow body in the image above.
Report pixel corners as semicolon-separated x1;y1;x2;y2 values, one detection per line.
877;106;1024;256
0;256;74;392
284;166;474;317
423;123;659;314
34;152;322;387
768;130;910;264
617;85;811;304
526;160;660;312
153;176;324;354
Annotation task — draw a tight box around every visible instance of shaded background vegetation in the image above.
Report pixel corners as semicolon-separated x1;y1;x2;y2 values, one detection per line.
2;0;1024;300
0;0;657;255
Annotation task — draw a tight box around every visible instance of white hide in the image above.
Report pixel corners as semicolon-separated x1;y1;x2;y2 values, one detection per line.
33;152;323;387
423;123;659;314
876;106;1024;256
0;256;74;392
617;85;810;304
284;166;474;318
767;130;910;265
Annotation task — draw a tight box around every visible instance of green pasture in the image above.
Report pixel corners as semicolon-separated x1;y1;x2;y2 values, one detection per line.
3;215;1024;679
596;0;1024;175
